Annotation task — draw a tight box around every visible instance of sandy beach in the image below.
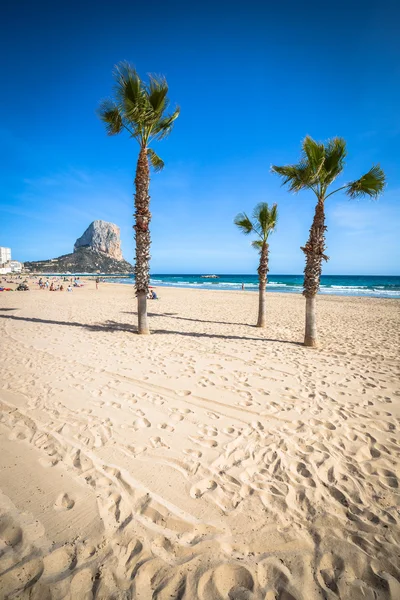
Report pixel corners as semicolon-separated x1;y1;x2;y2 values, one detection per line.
0;281;399;599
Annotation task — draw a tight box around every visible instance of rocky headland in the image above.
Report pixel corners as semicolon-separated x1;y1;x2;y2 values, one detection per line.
24;221;133;273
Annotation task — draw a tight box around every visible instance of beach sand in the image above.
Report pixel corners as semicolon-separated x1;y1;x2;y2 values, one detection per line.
0;281;399;599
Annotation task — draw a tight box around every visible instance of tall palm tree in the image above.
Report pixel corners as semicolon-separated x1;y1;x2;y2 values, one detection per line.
234;203;278;327
98;62;179;334
272;136;385;347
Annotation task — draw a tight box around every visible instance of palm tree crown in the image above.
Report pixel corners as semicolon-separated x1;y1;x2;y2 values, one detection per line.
98;62;180;171
271;135;385;200
234;202;278;251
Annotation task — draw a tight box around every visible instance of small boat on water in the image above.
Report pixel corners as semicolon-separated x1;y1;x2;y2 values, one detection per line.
201;274;219;279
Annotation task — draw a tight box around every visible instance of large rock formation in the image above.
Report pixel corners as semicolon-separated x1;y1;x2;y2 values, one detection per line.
24;221;133;274
74;221;123;260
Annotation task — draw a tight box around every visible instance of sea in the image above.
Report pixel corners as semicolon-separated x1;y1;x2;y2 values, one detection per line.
112;274;400;299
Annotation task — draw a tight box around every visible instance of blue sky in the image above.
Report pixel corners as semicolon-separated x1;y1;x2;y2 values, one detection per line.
1;0;399;274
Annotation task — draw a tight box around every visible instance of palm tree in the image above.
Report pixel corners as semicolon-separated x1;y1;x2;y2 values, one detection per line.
98;62;179;334
234;203;278;327
272;136;385;347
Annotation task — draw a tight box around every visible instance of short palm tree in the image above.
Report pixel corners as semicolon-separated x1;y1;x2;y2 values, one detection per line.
234;203;278;327
272;136;385;347
98;62;179;334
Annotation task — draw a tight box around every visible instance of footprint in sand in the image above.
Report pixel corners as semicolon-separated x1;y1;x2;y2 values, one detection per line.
148;395;164;406
378;468;399;488
158;423;174;432
42;545;76;582
125;445;147;456
0;520;23;548
189;436;218;448
54;493;75;511
222;426;237;437
190;479;217;498
237;400;253;407
175;390;192;397
198;564;254;599
150;436;168;449
206;412;220;420
198;425;218;437
39;456;58;468
183;448;202;458
133;417;151;429
170;413;184;423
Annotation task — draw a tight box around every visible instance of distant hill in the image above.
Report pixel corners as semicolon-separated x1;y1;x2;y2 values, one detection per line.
24;247;133;274
24;220;133;274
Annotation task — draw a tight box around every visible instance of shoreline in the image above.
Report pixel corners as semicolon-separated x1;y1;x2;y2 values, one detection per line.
3;273;399;300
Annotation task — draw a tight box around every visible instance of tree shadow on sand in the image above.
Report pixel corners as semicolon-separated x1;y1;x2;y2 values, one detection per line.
0;314;302;345
121;311;254;328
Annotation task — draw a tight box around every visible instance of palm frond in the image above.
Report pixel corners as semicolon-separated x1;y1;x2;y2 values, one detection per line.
346;165;386;199
251;240;264;251
269;202;278;229
302;136;325;177
152;108;180;141
234;213;254;235
252;202;278;238
97;99;123;136
99;61;179;150
271;161;316;193
113;62;144;122
147;75;169;114
323;137;347;186
147;148;164;172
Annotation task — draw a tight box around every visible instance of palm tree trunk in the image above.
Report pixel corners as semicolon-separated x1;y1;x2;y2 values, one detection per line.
301;198;328;347
257;242;269;327
134;147;151;335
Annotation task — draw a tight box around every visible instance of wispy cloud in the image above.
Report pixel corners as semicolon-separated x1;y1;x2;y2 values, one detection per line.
330;198;400;235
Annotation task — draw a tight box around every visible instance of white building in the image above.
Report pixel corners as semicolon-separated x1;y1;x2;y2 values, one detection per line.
0;248;23;274
0;247;11;266
9;260;22;273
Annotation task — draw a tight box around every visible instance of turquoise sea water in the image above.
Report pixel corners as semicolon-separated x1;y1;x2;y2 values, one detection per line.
114;274;400;299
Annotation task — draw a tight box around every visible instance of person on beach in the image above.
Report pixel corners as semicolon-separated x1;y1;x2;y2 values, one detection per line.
67;285;72;292
242;283;245;291
60;285;64;291
96;277;99;290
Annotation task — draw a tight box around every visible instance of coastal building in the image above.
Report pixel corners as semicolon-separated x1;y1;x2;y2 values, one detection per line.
0;247;11;266
9;260;23;273
0;247;23;273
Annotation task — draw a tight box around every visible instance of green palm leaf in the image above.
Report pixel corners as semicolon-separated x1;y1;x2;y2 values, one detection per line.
235;203;278;250
323;137;347;186
234;213;253;235
97;99;124;136
272;135;385;202
99;61;179;153
251;240;264;251
252;202;278;237
271;162;316;193
152;108;180;141
346;165;386;199
302;136;325;176
147;148;164;172
147;75;169;114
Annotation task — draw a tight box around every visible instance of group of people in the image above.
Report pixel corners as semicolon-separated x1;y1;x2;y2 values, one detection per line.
147;289;158;300
38;277;81;291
